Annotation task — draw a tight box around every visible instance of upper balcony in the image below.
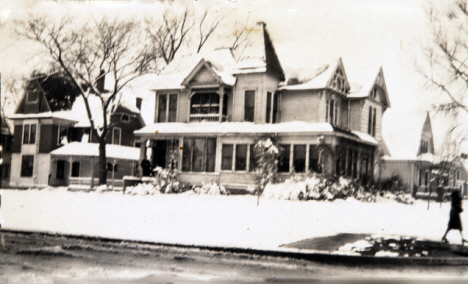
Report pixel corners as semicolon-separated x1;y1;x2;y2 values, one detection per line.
189;91;228;123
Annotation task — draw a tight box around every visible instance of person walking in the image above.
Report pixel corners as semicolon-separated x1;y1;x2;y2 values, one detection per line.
442;190;466;244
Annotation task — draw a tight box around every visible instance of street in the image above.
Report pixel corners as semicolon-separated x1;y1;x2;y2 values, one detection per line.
0;230;467;283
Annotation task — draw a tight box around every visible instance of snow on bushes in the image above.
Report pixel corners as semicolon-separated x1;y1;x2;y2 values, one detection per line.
262;176;415;204
125;167;184;195
191;183;228;195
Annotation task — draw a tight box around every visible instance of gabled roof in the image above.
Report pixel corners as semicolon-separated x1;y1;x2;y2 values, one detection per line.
50;142;139;161
181;58;236;87
279;58;348;92
148;48;237;90
346;66;391;108
232;22;285;80
383;112;434;160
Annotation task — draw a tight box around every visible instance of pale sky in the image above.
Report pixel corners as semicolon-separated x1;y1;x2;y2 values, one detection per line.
1;0;465;153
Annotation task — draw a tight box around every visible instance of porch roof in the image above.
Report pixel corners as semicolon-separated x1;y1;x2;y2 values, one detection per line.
50;142;139;161
134;122;378;145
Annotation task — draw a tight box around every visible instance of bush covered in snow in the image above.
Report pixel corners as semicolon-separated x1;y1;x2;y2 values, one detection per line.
262;176;415;204
125;167;186;195
191;182;228;195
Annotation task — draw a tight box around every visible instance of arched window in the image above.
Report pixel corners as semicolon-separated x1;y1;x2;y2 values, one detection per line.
121;114;130;122
190;93;220;114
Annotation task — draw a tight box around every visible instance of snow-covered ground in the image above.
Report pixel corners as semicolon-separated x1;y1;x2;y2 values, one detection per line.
1;188;466;249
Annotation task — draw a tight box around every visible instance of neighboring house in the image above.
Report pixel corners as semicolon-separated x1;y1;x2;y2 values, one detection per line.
1;116;13;188
381;112;460;195
134;22;391;189
8;78;144;189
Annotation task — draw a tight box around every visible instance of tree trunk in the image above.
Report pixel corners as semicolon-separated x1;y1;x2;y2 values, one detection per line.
98;139;107;185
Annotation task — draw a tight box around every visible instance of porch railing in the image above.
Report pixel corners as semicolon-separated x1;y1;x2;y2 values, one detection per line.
189;114;227;123
69;177;124;190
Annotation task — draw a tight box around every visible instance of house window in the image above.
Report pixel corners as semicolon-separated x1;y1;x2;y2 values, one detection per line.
278;144;291;173
20;155;34;177
272;92;280;123
182;138;216;172
329;99;334;124
368;107;377;137
112;128;121;145
266;92;272;123
222;144;234;171
244;90;255;122
107;162;118;172
371;87;377;98
293;145;306;173
23;124;36;144
158;93;178;122
420;140;429;154
27;91;38;103
334;100;338;125
191;93;219;115
71;161;80;177
309;145;321;173
121;114;130;122
249;144;257;172
424;171;429;187
235;144;248;171
58;125;68;145
56;160;65;179
457;170;461;180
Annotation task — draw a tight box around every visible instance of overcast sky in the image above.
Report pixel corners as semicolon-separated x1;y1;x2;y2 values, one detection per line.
1;0;465;153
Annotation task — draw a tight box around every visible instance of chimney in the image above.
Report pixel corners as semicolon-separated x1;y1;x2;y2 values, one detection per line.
136;97;142;110
96;69;105;93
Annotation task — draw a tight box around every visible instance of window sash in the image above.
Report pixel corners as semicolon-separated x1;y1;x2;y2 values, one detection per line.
266;92;272;123
309;145;321;173
113;128;121;145
158;94;167;123
235;144;248;171
182;138;216;172
222;144;234;171
168;94;178;122
244;91;255;122
293;145;306;173
21;155;34;177
23;124;30;144
278;144;291;173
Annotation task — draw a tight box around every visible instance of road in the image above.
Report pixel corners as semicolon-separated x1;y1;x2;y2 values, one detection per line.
0;230;467;283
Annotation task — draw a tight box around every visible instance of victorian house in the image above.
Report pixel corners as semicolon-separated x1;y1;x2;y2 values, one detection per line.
8;78;144;189
134;22;391;190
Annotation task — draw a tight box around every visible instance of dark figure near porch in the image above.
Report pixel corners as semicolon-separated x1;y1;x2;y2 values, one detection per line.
141;159;151;177
442;190;467;245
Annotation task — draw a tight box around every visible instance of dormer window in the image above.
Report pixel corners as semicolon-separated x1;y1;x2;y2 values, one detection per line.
121;114;130;122
27;92;38;104
420;140;429;154
371;87;377;98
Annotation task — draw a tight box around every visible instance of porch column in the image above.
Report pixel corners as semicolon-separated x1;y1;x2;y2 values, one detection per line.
139;139;147;177
219;85;224;122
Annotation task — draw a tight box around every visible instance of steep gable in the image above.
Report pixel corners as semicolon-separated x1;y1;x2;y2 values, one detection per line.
347;67;391;109
417;113;435;155
182;60;222;87
325;58;350;94
14;85;51;115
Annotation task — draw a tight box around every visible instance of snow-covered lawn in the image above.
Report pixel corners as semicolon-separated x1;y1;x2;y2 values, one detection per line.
1;188;466;249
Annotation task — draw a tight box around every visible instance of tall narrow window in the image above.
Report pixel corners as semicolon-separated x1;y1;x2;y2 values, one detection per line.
182;138;192;172
278;144;291;173
272;92;279;123
206;138;216;172
192;138;207;172
334;101;338;125
329;99;335;124
249;144;257;172
244;90;255;122
58;125;68;145
21;155;34;177
23;124;30;144
309;145;321;173
266;92;272;123
368;106;372;135
293;145;306;173
235;144;248;171
30;124;36;144
168;94;178;122
325;100;329;122
222;144;233;171
158;94;167;123
112;128;121;145
372;108;376;137
71;162;80;177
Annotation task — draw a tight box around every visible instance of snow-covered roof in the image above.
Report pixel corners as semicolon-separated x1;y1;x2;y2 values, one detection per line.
279;59;340;91
147;49;237;91
383;112;430;160
51;142;139;161
8;111;79;122
135;122;377;145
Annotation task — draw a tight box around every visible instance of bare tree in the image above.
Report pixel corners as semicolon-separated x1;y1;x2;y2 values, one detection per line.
419;1;468;116
146;8;195;64
230;16;253;52
14;15;157;185
1;73;24;118
196;7;223;54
